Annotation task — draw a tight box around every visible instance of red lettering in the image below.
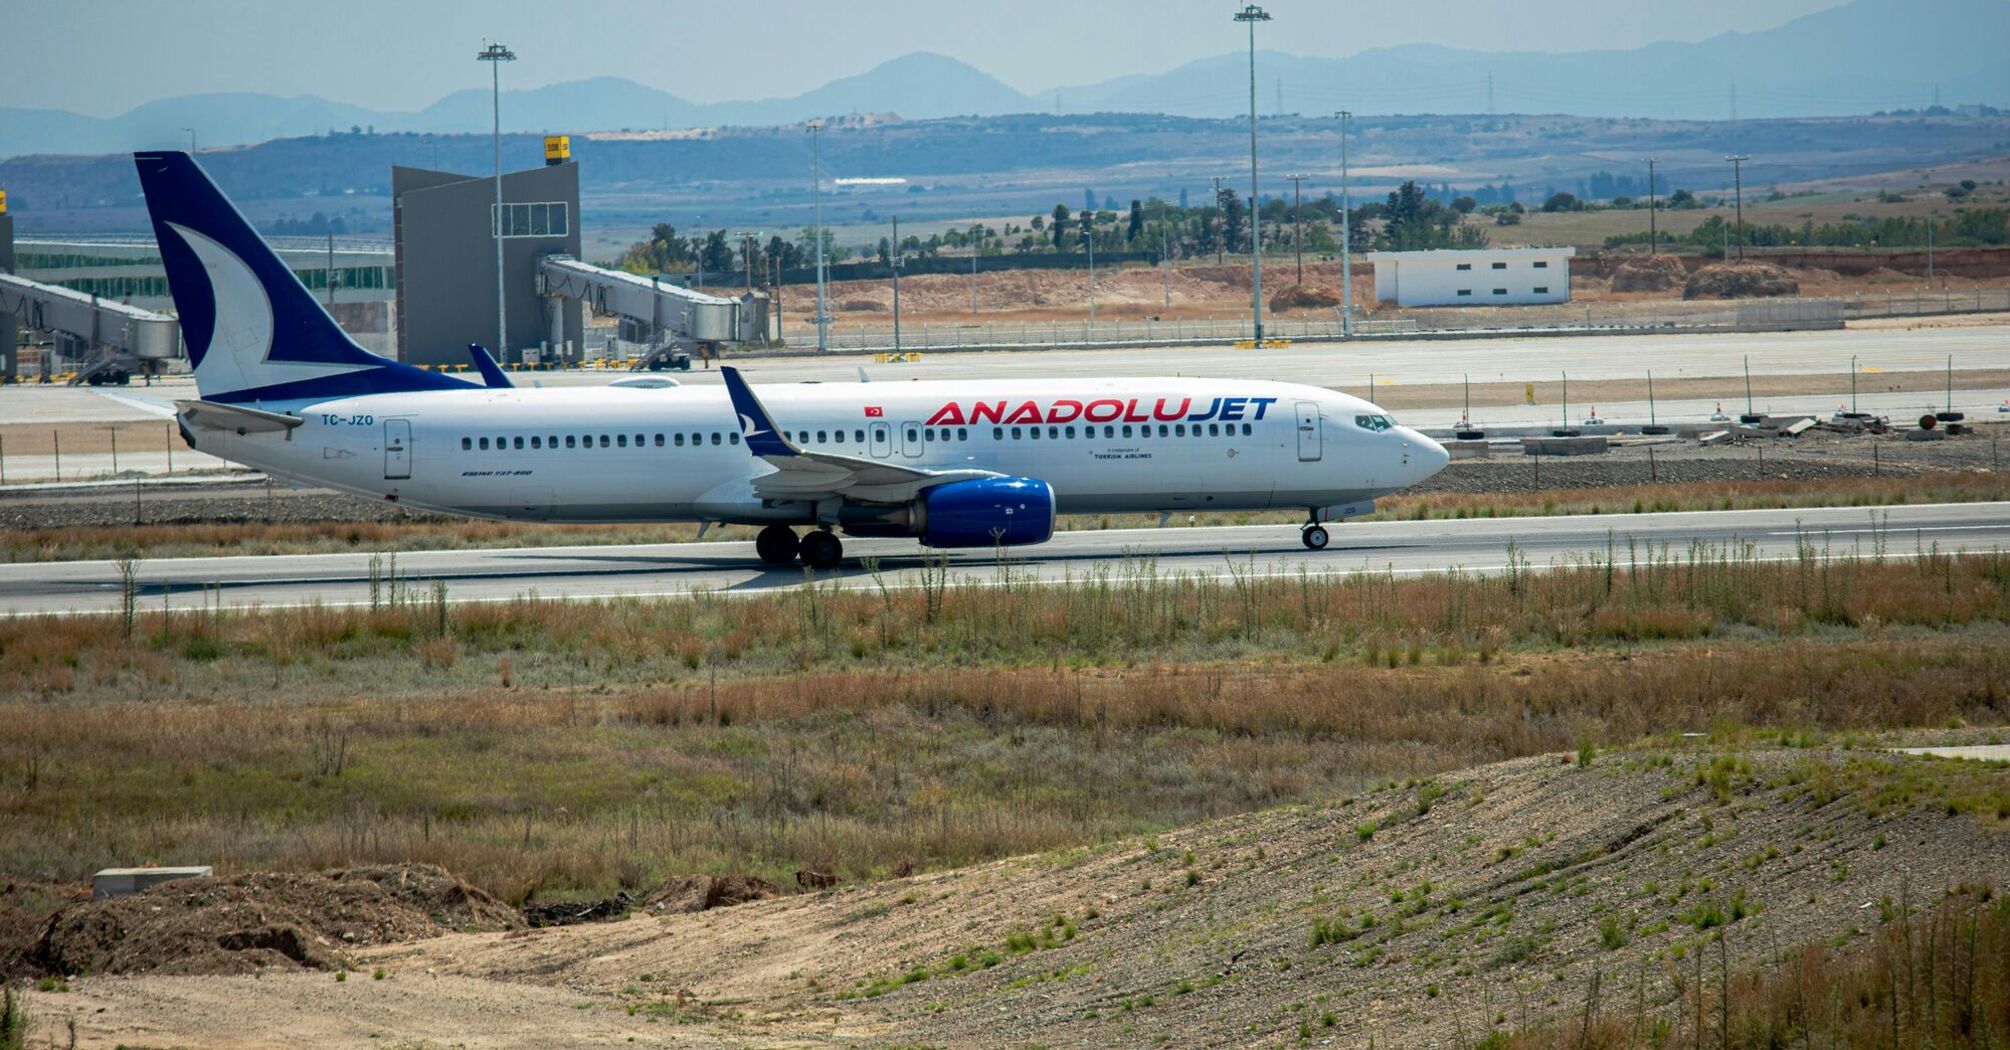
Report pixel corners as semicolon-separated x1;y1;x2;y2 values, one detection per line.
1153;397;1191;421
926;403;966;426
970;401;1009;424
1122;399;1151;423
1084;398;1124;423
1046;400;1084;424
1003;400;1043;425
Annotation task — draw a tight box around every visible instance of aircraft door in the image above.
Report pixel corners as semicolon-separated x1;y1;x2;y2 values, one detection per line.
1295;402;1322;462
869;422;892;458
900;421;923;458
384;419;412;479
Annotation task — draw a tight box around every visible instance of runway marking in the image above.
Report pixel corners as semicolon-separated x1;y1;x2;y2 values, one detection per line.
1764;524;2010;537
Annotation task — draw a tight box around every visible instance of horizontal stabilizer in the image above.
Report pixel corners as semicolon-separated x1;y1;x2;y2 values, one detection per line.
468;344;514;389
176;399;303;433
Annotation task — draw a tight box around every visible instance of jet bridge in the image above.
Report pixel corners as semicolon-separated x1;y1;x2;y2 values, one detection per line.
0;271;181;384
536;255;768;369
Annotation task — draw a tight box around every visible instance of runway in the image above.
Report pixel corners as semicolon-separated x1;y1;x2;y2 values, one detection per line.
3;502;2005;616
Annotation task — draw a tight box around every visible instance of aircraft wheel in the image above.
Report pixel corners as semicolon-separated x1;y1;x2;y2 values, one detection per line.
755;525;800;565
1301;524;1330;551
800;529;843;569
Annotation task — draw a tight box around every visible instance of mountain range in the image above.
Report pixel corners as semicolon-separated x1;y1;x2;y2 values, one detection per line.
3;0;2006;159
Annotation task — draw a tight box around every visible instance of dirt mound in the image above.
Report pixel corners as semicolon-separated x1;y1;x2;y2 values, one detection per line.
1684;261;1800;299
1610;254;1687;292
23;864;518;976
1268;283;1343;312
837;297;888;312
640;874;780;914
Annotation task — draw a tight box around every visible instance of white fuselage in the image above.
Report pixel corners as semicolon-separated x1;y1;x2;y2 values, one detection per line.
189;376;1447;525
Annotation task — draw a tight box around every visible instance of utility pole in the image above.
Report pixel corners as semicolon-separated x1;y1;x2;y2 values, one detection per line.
478;40;515;361
1161;218;1172;311
325;226;336;307
1236;3;1272;343
1285;173;1308;285
1647;158;1658;255
1210;176;1228;265
970;245;978;315
808;119;829;352
1086;219;1096;333
1486;73;1494;117
1725;155;1749;260
1338;110;1353;338
1927;223;1935;286
891;215;901;354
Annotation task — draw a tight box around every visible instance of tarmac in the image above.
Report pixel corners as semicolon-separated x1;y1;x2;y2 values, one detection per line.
3;501;2003;616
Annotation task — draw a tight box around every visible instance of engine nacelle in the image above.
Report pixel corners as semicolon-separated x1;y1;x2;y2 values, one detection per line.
918;477;1055;548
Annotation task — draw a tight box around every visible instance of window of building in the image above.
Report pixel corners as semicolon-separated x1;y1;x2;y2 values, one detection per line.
461;437;472;450
1533;260;1549;269
1457;289;1472;297
1494;288;1508;295
1491;261;1507;270
490;201;570;239
1455;263;1471;271
1534;286;1549;294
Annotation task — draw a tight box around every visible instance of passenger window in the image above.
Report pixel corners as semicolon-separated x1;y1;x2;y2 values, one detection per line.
599;435;610;448
1158;425;1169;437
925;428;935;442
711;433;721;445
478;437;489;450
635;434;644;447
1175;424;1186;437
1029;427;1040;440
855;430;867;443
566;435;576;448
617;434;628;448
1241;423;1252;436
690;433;699;446
729;433;739;445
530;436;541;449
993;427;1004;440
654;434;664;447
1010;427;1022;439
461;437;472;450
1208;424;1219;436
906;427;919;443
674;433;684;446
549;435;559;448
513;436;525;450
957;428;968;441
1104;426;1115;438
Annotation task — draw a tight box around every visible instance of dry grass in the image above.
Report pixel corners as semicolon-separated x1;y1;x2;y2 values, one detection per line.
6;472;2005;562
1504;885;2010;1050
2;541;2006;904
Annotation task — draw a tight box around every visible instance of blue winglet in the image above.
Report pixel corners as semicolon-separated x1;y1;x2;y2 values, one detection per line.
720;366;797;457
467;344;514;389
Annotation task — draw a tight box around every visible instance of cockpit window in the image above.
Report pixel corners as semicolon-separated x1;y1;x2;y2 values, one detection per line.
1355;414;1394;432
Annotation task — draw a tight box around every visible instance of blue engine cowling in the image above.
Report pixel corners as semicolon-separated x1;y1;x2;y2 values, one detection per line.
920;477;1055;548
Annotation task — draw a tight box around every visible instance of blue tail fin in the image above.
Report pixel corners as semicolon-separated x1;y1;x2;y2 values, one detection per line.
133;151;476;404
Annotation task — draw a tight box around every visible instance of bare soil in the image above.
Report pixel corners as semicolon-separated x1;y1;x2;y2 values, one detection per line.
19;745;2008;1049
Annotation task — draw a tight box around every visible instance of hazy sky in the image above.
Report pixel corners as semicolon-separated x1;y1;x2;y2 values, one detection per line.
8;0;1846;116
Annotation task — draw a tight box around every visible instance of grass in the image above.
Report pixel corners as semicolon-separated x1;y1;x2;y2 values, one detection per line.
5;473;2005;562
1500;885;2010;1049
1;539;2006;906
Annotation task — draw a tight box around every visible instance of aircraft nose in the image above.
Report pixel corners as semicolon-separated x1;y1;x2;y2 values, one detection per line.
1398;427;1450;483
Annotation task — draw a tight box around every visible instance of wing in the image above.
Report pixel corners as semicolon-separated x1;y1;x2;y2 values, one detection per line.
719;366;998;503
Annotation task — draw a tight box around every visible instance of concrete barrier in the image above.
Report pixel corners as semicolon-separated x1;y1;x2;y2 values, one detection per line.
1520;436;1609;457
93;866;213;899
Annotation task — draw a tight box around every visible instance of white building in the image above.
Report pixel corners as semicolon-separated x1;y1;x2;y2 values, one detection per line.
1365;247;1576;307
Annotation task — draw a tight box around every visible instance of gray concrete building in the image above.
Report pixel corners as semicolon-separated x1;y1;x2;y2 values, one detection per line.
393;161;583;368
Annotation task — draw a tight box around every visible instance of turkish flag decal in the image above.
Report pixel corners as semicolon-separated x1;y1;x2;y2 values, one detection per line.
863;406;884;418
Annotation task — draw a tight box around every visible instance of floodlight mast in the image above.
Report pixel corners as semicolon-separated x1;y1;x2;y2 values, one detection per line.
1235;4;1271;343
808;120;830;352
478;40;516;361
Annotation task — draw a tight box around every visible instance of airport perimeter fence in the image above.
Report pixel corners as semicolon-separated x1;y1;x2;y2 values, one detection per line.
756;289;2006;355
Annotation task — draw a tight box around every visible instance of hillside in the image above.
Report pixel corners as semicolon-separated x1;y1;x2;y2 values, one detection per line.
25;745;2008;1048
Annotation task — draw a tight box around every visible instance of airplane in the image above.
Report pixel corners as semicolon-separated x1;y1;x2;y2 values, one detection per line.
132;150;1448;569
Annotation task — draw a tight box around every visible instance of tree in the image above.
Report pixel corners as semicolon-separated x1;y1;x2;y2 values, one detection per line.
1542;192;1582;213
699;230;734;276
1127;200;1145;242
1667;188;1699;210
1052;204;1072;251
1451;196;1478;214
1218;188;1248;254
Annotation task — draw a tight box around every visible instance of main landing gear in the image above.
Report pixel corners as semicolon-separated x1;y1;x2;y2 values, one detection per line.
1300;511;1330;551
754;525;843;569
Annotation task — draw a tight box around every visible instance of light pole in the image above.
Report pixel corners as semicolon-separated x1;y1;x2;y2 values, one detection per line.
1725;154;1749;260
1085;215;1096;334
808;120;829;352
891;215;902;354
180;127;196;153
1646;158;1659;255
1285;173;1308;285
1210;175;1228;265
478;40;515;361
1337;110;1353;338
1235;4;1271;343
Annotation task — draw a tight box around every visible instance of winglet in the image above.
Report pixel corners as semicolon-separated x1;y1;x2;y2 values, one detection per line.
468;344;514;389
720;366;798;458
